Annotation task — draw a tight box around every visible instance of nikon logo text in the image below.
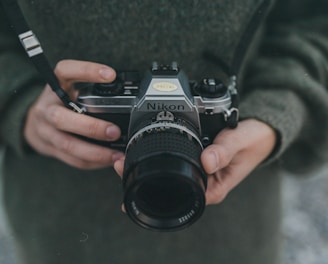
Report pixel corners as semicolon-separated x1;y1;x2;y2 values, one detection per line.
147;103;185;111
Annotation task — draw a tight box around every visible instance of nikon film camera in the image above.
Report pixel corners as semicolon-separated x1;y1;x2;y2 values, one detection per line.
3;0;266;232
77;62;239;231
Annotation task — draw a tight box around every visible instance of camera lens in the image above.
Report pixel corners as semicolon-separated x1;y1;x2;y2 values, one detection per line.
122;125;207;231
136;176;195;219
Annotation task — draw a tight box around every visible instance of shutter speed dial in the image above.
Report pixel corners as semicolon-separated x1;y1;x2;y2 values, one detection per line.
196;78;227;98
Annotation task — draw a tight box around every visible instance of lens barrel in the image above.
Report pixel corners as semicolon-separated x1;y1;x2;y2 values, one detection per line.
123;126;207;231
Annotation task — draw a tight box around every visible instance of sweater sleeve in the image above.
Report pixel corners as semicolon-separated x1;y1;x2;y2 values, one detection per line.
0;5;44;155
239;0;328;175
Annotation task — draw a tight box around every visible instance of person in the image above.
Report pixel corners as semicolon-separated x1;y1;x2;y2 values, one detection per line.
0;0;327;263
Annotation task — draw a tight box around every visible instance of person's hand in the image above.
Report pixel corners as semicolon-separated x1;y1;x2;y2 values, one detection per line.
24;59;125;169
114;119;276;205
201;119;277;205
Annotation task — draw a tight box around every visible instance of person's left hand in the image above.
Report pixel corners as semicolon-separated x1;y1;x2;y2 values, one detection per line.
113;118;277;205
199;118;277;204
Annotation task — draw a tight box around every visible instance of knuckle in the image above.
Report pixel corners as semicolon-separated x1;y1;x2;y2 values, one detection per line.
57;137;75;154
47;106;63;127
86;120;102;139
52;143;93;169
54;60;69;77
89;148;113;164
216;146;232;167
94;152;111;164
54;61;64;78
30;103;44;119
73;160;90;169
60;156;89;169
80;62;93;77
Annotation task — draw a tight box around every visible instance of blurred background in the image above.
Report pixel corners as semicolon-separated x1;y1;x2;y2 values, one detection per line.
0;146;327;264
281;167;328;264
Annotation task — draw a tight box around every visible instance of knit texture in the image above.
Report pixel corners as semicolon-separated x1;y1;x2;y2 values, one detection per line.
240;13;328;172
19;0;262;76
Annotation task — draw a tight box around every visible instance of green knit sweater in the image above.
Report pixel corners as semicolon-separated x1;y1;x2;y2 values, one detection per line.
1;0;328;174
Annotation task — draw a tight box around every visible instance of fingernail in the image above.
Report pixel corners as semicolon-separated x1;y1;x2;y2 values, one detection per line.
106;126;120;140
207;151;219;173
99;67;114;80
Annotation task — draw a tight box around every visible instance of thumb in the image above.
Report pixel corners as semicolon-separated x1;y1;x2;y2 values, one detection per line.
201;129;242;174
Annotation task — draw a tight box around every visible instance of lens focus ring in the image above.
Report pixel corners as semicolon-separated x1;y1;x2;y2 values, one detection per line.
124;127;203;176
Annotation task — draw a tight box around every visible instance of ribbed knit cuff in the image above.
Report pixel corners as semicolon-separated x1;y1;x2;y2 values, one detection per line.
0;84;44;156
239;88;307;164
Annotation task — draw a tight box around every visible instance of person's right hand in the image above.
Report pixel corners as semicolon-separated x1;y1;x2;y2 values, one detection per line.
24;59;125;169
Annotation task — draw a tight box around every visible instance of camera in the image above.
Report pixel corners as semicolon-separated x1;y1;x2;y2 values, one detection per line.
77;62;238;231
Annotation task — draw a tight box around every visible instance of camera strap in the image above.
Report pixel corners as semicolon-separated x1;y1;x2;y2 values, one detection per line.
1;0;85;113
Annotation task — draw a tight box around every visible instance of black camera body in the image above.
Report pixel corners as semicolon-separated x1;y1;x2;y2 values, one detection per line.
77;62;238;231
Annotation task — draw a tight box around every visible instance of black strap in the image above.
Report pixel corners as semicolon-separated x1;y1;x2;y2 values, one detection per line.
1;0;85;113
232;0;272;75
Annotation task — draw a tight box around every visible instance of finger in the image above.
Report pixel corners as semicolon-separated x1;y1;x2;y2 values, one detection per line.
201;120;257;174
50;144;114;169
205;156;259;205
51;135;124;166
39;124;124;166
114;157;125;177
201;136;240;175
54;59;116;87
27;131;114;169
205;173;228;205
45;104;121;141
202;119;278;205
203;120;276;173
